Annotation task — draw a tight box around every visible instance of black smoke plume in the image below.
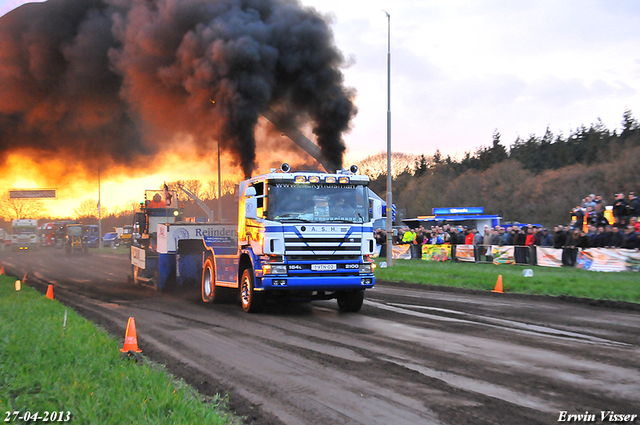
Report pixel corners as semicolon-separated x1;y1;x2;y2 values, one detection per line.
0;0;357;178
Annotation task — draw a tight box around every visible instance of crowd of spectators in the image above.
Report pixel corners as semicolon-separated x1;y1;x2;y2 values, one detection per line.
391;224;555;248
571;192;639;229
373;191;640;260
566;192;639;250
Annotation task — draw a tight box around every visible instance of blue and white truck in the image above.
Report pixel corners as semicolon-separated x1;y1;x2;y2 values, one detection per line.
131;164;382;312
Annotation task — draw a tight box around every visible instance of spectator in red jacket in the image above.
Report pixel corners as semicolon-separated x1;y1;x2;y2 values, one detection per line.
630;217;640;233
525;228;535;246
465;229;475;245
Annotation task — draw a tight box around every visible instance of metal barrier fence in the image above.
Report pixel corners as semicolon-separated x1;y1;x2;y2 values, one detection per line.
380;243;640;272
454;244;534;265
386;243;536;264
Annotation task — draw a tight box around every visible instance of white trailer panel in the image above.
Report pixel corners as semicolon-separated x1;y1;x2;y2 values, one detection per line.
157;223;238;254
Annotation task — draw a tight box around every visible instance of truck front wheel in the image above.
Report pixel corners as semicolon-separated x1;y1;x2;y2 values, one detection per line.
337;290;364;313
240;268;263;313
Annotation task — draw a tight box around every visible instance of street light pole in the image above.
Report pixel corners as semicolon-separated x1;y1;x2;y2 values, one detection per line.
98;166;103;249
217;138;222;222
383;10;393;265
210;99;223;223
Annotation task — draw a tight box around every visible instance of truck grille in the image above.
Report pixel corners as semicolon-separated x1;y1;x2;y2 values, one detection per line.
284;236;361;256
286;255;359;261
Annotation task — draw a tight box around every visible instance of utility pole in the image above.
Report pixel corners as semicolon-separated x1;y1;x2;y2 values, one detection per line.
211;99;223;223
98;166;103;249
217;138;222;222
383;10;393;265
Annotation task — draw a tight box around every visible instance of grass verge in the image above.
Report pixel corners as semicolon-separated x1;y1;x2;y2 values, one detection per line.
89;245;130;255
374;259;640;303
0;276;241;424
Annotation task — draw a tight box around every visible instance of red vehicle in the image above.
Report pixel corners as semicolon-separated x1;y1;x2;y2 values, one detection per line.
39;223;55;247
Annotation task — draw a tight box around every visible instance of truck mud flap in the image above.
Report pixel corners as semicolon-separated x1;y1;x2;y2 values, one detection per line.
177;239;207;255
176;239;207;287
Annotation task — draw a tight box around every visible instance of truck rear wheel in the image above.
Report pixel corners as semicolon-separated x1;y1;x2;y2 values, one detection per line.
240;268;263;313
202;257;219;303
337;290;364;313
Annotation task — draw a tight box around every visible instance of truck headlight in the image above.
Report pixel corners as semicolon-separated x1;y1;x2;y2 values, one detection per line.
263;264;287;275
359;263;373;274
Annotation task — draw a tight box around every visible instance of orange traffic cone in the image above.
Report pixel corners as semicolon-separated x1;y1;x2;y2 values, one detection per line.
120;317;142;353
0;266;4;275
46;284;54;299
492;275;503;293
15;280;21;291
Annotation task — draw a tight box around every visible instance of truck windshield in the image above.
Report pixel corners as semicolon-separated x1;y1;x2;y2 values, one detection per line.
267;182;369;223
13;227;36;235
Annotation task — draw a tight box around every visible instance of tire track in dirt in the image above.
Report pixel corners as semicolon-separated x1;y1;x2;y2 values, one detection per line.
2;250;640;424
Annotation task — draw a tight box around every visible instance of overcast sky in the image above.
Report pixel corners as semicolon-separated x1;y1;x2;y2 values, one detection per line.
0;0;44;17
300;0;640;162
2;0;640;163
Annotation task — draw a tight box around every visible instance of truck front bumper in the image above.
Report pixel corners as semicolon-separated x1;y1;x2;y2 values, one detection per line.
258;274;374;291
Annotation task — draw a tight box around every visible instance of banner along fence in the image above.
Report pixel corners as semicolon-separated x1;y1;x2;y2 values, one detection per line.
378;244;640;272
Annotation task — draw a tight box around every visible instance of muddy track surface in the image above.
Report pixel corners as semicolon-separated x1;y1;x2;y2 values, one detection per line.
2;249;639;425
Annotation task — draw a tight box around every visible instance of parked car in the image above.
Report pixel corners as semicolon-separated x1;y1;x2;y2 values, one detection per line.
102;232;120;247
83;225;100;248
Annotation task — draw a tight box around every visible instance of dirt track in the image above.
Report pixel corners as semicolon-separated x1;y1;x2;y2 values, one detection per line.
2;249;639;425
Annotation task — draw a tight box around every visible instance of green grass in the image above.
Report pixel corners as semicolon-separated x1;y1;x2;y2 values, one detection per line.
0;276;240;424
374;259;640;303
89;244;130;255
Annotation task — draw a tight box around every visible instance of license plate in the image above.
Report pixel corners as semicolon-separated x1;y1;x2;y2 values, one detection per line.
311;264;337;271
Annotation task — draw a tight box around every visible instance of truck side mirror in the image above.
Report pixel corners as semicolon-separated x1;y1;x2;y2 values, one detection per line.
371;199;383;221
245;198;258;219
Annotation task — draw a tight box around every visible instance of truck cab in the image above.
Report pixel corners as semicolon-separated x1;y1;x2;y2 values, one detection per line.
65;224;87;254
82;225;100;248
39;223;55;247
11;219;38;251
130;189;181;288
231;164;382;312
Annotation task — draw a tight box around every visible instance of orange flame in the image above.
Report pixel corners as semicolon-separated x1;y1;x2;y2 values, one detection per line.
1;123;324;218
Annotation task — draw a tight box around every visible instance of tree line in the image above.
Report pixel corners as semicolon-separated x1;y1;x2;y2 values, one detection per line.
365;110;640;226
1;111;637;229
